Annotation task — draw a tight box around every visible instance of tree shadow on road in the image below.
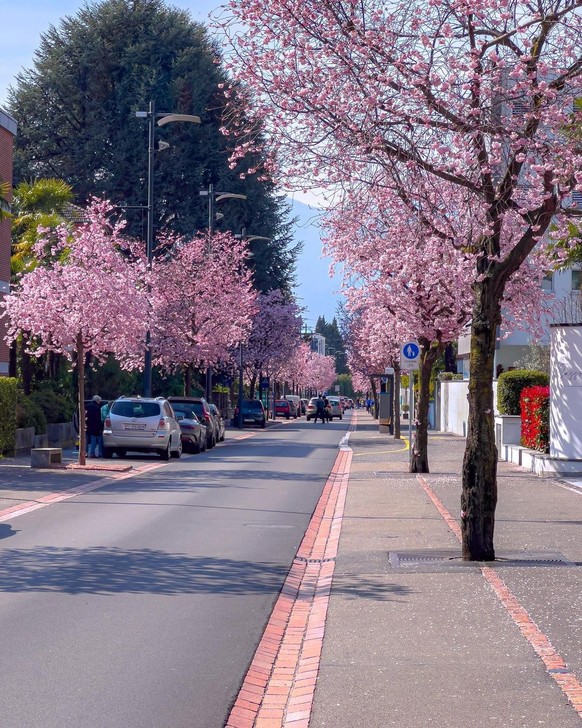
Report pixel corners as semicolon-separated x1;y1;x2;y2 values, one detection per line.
0;545;416;601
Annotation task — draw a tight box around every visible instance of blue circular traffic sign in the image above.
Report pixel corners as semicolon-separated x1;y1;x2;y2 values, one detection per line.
402;342;419;360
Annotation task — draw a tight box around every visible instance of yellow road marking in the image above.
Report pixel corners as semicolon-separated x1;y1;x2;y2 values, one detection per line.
353;440;409;456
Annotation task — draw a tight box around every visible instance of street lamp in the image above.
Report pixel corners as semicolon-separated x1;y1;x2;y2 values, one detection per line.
199;185;247;400
235;229;273;421
136;101;201;397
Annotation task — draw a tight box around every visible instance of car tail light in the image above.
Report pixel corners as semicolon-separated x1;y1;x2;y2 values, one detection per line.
105;417;111;428
158;418;168;430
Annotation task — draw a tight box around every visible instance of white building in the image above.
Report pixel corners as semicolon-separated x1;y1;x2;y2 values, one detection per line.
458;266;581;376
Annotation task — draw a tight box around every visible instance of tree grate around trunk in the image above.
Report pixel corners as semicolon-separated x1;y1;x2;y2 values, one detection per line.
388;549;576;573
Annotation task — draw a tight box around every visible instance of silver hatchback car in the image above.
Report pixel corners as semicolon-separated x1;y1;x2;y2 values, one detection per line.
103;396;182;460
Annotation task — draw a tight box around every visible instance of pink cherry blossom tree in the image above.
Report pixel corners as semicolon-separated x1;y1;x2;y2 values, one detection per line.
1;199;148;464
220;1;582;560
148;230;256;394
330;182;554;470
299;351;337;395
240;289;303;396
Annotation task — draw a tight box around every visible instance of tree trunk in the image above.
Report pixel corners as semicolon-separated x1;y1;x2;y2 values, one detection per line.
370;378;378;418
77;333;86;466
249;373;257;399
410;339;441;473
20;340;33;395
461;284;500;561
184;365;192;396
8;340;16;378
393;366;401;439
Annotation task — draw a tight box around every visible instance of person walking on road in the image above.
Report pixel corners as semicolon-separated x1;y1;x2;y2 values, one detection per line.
85;395;104;457
313;394;326;424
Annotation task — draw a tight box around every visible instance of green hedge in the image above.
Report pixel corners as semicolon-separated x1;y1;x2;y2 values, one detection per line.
17;395;47;435
0;378;18;456
29;387;75;424
497;369;550;415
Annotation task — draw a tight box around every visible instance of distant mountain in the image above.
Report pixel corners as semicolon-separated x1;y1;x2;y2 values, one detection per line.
289;198;344;329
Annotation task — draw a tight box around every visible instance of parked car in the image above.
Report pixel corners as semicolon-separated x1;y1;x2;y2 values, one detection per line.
102;396;182;460
169;401;207;453
327;397;344;419
284;395;301;417
275;399;294;419
168;397;216;449
233;399;267;428
208;403;226;442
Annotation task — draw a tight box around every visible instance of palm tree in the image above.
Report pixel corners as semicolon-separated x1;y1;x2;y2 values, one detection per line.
11;178;74;276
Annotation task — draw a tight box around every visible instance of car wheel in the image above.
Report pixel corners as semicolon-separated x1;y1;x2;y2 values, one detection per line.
116;449;127;458
219;431;225;442
340;415;343;420
261;420;266;429
207;435;214;449
307;416;311;421
160;442;171;461
102;447;113;459
171;439;182;459
192;438;201;454
286;414;290;420
200;437;207;452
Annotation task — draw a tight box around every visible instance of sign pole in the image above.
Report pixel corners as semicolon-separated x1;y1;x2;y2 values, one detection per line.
409;371;413;468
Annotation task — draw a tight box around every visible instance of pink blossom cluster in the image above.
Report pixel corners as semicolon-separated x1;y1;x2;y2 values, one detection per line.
2;198;148;367
220;0;582;369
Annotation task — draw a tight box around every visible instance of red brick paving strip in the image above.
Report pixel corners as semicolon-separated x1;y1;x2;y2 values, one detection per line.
225;417;356;728
417;473;582;720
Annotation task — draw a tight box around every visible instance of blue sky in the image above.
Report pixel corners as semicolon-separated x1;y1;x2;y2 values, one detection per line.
0;0;343;326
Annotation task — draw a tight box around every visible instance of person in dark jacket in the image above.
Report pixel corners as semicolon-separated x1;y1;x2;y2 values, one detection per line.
85;395;103;457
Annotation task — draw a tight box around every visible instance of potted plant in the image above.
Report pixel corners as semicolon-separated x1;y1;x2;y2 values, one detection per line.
402;403;410;420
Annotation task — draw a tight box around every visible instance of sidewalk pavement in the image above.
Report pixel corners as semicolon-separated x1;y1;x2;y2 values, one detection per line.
309;411;582;727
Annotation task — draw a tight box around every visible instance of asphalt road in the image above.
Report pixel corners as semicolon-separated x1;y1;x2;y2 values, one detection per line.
0;415;351;728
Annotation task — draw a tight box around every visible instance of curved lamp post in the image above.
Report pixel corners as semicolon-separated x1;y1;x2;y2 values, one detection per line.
136;101;201;397
234;230;273;426
198;186;248;401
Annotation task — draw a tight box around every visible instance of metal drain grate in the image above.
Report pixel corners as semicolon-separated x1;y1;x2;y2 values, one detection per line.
389;549;575;573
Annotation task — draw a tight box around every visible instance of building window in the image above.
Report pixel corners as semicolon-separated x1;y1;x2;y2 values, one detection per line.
541;273;553;292
572;270;582;291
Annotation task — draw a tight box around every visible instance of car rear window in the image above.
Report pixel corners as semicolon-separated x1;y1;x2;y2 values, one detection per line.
171;404;197;419
243;401;263;411
111;401;161;418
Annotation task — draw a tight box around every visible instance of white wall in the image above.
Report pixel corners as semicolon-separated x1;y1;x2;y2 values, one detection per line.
439;380;469;436
550;325;582;459
439;379;499;437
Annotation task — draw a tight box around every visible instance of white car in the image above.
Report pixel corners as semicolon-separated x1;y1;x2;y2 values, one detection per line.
103;396;183;460
327;397;343;419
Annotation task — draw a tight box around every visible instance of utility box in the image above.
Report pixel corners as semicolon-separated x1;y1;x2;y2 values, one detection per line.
378;375;394;434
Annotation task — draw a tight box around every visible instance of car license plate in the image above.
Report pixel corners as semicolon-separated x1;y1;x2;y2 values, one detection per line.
124;423;146;430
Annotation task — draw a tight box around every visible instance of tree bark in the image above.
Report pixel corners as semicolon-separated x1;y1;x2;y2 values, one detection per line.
184;365;192;396
77;333;86;466
370;378;378;418
461;282;500;561
249;373;257;399
410;339;441;473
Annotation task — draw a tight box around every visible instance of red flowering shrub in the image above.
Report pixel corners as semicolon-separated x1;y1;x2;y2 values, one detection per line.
520;386;550;453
